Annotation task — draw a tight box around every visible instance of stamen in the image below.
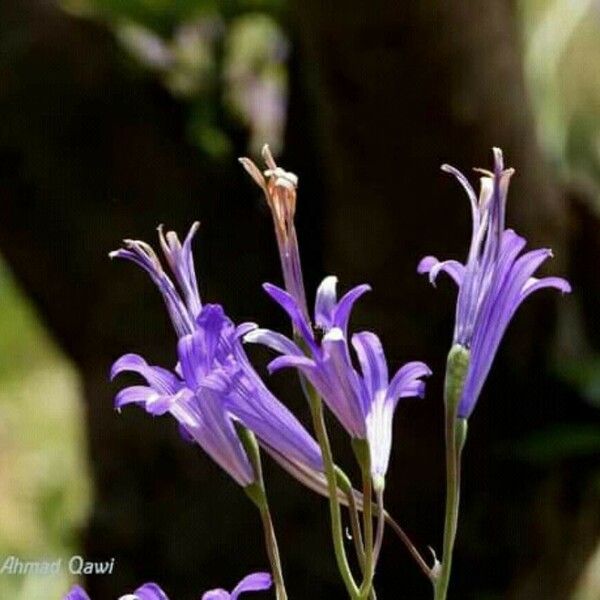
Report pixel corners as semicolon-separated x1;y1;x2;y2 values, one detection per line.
261;143;277;171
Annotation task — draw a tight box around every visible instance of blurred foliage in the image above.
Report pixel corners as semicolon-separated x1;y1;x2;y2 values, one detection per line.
559;354;600;407
520;0;600;469
0;262;90;599
573;540;600;600
61;0;289;157
502;425;600;465
62;0;285;31
521;0;600;207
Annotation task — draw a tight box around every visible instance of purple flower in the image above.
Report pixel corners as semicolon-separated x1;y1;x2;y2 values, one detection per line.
63;574;271;600
110;225;323;487
110;225;200;338
112;305;254;486
201;572;273;599
63;582;169;600
63;586;90;600
245;276;431;480
120;582;169;600
239;146;308;321
418;148;571;418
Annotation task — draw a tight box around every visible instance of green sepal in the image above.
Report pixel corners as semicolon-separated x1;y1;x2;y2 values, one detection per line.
444;344;470;418
456;418;468;453
372;474;385;494
236;424;268;509
351;437;371;473
334;466;353;493
236;424;261;469
244;481;267;510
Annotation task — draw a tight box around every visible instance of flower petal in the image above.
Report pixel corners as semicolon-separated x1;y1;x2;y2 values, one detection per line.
195;304;229;363
267;354;317;375
110;243;194;337
332;284;371;333
177;333;205;389
177;422;196;444
351;331;389;400
520;275;572;300
417;256;465;287
263;283;315;350
114;385;173;415
235;322;258;340
441;163;479;232
110;353;181;395
366;395;396;478
202;590;230;600
158;222;202;320
321;328;366;438
224;353;324;472
314;276;338;329
231;573;273;599
170;388;254;486
244;328;303;356
130;582;170;600
63;586;91;600
459;247;558;418
387;361;432;406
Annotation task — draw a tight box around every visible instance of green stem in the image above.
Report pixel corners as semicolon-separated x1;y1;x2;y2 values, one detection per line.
434;345;470;600
340;472;377;600
384;511;433;580
373;488;385;565
350;439;376;600
258;501;287;600
307;387;360;599
345;484;366;571
338;452;433;583
239;427;287;600
359;469;374;599
433;417;465;600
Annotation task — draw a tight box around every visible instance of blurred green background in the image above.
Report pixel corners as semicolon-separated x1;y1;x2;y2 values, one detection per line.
0;0;599;598
0;265;89;599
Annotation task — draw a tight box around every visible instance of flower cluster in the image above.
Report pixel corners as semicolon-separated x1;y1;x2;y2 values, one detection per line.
110;224;324;488
96;147;571;600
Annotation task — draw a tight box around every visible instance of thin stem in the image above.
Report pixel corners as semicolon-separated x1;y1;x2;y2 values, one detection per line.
239;427;287;600
433;417;464;600
338;466;433;581
373;488;386;565
359;469;374;599
341;476;377;600
345;486;366;571
434;345;470;600
259;502;287;600
384;512;433;580
307;387;360;599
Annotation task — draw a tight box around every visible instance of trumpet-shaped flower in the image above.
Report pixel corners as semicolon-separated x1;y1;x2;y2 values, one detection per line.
245;276;431;480
418;148;571;419
110;225;323;487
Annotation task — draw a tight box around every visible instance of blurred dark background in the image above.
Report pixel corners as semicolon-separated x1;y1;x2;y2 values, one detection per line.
0;0;599;598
